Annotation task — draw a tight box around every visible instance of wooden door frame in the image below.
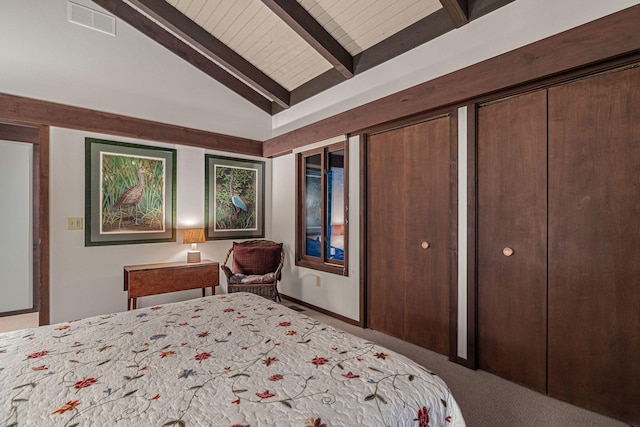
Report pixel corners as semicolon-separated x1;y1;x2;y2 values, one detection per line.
0;121;49;325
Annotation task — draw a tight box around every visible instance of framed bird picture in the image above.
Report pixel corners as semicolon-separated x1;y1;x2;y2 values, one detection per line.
205;155;265;240
85;138;176;246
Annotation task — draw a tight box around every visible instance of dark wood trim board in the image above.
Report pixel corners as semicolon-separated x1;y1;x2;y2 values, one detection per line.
280;293;360;327
0;93;263;157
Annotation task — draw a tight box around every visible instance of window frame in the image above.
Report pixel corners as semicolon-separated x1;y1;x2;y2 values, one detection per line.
295;141;348;276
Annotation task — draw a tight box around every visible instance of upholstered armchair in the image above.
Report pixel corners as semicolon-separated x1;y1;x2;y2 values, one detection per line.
220;240;284;301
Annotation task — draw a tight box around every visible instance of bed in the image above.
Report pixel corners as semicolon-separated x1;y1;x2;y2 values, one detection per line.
1;292;465;426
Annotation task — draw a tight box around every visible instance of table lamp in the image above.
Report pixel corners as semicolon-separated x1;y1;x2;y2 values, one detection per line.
183;228;205;263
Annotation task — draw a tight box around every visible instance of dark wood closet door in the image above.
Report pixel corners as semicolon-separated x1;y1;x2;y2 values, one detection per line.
367;127;407;340
367;117;451;354
548;66;640;424
402;118;450;354
477;90;548;393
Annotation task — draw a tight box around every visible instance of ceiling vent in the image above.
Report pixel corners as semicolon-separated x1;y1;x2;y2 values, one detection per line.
67;1;116;36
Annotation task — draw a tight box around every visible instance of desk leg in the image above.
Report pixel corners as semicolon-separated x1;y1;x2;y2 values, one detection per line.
127;298;131;311
132;298;137;310
202;288;205;297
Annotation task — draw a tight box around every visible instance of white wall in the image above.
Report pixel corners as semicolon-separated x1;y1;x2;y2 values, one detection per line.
49;127;272;323
0;141;33;313
272;136;360;320
0;0;271;141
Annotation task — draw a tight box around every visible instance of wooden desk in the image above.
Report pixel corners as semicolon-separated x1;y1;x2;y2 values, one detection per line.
124;260;219;310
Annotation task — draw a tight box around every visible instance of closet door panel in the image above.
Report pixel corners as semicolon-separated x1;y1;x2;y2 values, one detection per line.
367;117;451;355
403;118;451;354
367;129;407;339
548;66;640;424
477;90;548;392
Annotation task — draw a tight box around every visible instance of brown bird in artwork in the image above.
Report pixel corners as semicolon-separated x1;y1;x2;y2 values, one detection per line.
114;167;145;225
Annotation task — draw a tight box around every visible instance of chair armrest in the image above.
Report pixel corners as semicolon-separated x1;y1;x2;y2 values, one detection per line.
274;249;285;281
220;265;234;281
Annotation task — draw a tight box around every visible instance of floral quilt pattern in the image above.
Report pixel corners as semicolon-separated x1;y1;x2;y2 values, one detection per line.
0;293;465;426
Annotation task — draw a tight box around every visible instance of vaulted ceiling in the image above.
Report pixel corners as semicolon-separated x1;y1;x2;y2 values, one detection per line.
92;0;514;115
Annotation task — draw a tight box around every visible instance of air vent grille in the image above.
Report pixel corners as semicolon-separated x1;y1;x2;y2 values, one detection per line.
68;1;116;36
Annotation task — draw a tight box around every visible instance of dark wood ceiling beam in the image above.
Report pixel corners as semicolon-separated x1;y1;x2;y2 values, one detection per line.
439;0;469;27
271;0;513;113
264;4;640;157
127;0;290;108
0;93;263;156
271;8;456;114
468;0;513;20
260;0;354;78
91;0;272;114
353;8;455;74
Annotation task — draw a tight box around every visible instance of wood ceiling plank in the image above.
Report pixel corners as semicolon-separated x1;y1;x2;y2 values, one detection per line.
335;0;396;53
0;93;264;156
184;0;206;18
260;0;354;78
305;0;352;35
278;52;332;90
128;0;291;107
234;15;279;59
201;0;233;33
219;1;264;46
439;0;469;27
175;0;193;11
232;11;330;91
192;0;220;27
91;0;272;113
339;0;442;54
212;2;246;42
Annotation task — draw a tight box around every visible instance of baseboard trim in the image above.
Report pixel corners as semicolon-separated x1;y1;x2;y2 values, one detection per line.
280;293;361;327
451;355;477;370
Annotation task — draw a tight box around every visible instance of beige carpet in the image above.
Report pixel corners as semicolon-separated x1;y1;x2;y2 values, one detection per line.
282;302;631;427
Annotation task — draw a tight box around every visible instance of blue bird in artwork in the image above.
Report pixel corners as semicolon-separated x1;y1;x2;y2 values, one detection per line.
229;175;247;215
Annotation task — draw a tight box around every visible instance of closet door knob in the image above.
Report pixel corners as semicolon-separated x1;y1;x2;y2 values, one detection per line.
502;247;514;257
421;241;430;249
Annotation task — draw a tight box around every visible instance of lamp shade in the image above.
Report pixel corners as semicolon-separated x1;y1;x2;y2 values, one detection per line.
183;228;205;244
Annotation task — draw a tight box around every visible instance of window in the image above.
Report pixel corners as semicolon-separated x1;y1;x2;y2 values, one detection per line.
296;142;348;275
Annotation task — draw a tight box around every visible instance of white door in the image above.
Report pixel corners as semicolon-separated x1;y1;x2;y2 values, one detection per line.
0;139;34;314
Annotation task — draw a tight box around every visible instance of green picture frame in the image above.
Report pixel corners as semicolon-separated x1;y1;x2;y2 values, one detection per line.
205;155;265;240
85;138;176;246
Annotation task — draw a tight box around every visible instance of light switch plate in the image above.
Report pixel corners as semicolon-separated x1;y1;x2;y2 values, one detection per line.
67;217;83;230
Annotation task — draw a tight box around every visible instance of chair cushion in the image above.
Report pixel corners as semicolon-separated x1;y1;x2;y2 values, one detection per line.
232;242;282;275
228;273;277;284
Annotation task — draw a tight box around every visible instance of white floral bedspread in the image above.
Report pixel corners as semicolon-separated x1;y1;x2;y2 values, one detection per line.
0;293;465;427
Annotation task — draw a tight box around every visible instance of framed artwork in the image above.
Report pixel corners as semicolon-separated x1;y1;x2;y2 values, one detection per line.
85;138;176;246
205;155;265;240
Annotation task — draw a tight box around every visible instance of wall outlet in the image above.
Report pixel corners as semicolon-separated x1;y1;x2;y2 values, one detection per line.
67;217;83;230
